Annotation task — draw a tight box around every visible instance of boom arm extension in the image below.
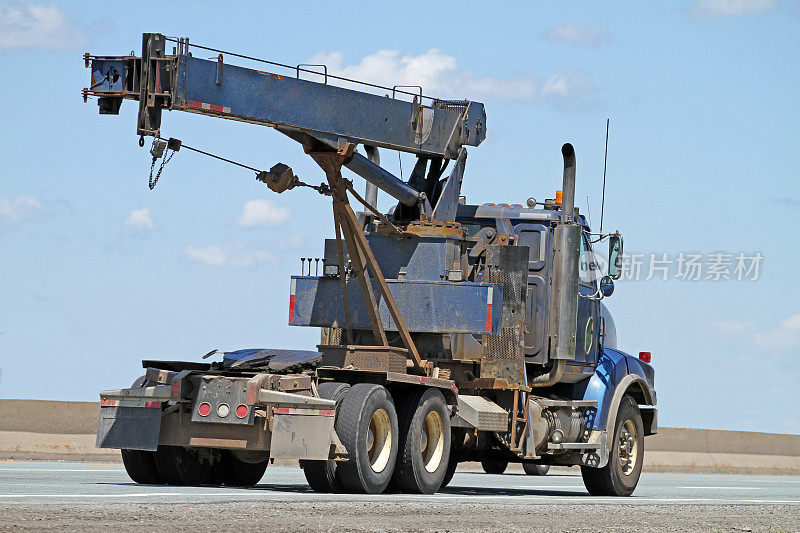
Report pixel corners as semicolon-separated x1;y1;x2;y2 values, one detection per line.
84;33;486;160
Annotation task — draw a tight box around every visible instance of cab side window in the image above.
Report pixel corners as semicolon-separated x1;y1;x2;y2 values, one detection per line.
579;234;597;288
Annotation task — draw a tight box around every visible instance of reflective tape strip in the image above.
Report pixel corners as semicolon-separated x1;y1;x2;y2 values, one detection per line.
273;407;335;416
100;399;117;407
289;278;297;323
485;286;494;333
144;401;161;408
186;100;231;114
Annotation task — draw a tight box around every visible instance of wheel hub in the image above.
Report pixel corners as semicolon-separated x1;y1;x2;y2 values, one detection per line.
617;419;638;476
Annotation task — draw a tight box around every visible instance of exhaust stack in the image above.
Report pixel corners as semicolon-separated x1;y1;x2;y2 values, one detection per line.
548;143;580;361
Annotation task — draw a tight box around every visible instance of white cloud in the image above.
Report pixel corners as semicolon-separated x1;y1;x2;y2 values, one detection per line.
123;207;155;235
184;245;277;268
308;49;597;109
0;2;88;51
0;194;42;225
541;24;610;47
689;0;776;17
237;199;292;228
710;314;800;355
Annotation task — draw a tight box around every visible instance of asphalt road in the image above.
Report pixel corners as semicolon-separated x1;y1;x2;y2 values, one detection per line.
1;461;798;531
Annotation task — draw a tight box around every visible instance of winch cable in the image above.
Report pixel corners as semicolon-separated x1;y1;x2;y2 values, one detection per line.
147;135;330;195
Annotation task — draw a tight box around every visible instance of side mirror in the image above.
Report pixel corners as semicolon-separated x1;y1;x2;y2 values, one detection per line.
608;233;623;280
599;275;615;297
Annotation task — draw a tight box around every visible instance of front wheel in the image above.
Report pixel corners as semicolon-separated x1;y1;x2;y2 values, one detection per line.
581;395;644;496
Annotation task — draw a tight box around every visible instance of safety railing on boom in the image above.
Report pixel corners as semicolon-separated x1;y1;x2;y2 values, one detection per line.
82;33;486;161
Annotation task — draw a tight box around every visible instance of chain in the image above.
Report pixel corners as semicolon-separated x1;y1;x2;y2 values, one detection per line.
148;147;175;190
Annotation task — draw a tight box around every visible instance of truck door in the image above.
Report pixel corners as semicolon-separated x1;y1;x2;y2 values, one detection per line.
514;223;550;364
575;233;600;366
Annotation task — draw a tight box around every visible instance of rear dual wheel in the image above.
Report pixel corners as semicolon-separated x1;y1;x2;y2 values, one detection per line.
523;463;550;476
391;388;451;494
481;458;508;474
336;383;399;494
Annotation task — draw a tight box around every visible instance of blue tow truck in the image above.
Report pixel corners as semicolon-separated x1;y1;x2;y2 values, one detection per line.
88;33;656;496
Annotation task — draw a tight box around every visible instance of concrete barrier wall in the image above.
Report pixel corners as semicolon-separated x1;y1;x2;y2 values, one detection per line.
1;400;798;473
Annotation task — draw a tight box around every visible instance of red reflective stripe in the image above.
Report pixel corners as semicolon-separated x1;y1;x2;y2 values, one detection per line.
289;294;296;323
100;399;117;407
273;407;291;415
186;100;203;109
485;303;493;332
318;410;336;416
247;385;256;404
144;401;161;408
171;381;181;399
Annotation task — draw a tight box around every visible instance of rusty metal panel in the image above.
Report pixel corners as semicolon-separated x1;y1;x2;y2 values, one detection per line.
480;245;529;386
319;345;408;373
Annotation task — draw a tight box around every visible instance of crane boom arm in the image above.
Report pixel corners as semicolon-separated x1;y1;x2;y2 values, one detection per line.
84;33;486;160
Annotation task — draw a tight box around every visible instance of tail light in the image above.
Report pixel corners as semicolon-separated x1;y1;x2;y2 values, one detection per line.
639;351;651;363
197;402;211;416
235;405;249;418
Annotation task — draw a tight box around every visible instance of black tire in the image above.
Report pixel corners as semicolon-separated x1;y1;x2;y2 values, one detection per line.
154;445;213;486
440;454;458;489
581;395;644;497
523;462;550;476
336;383;399;494
481;458;508;474
391;388;451;494
214;450;269;487
121;449;162;484
301;382;351;493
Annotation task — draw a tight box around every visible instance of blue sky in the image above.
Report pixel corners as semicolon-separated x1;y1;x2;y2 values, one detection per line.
1;0;798;434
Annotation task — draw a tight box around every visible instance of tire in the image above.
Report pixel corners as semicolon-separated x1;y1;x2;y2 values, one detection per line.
120;376;163;485
440;454;458;489
121;449;162;484
523;462;550;476
581;395;644;497
154;445;213;486
301;382;351;493
481;458;508;474
391;388;451;494
214;450;268;487
336;383;399;494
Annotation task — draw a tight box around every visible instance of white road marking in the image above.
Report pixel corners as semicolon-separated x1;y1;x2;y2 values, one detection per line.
0;492;272;499
680;486;761;490
0;468;121;472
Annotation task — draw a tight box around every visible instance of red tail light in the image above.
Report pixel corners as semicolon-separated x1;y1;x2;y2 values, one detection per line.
639;351;651;363
235;405;249;418
197;402;211;416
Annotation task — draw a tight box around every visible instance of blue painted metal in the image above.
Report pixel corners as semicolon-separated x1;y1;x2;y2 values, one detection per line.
581;347;655;431
89;59;128;92
173;55;485;158
365;233;462;282
291;276;502;334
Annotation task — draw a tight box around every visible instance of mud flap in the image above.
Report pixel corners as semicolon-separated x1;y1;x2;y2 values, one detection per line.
96;405;162;451
270;407;335;460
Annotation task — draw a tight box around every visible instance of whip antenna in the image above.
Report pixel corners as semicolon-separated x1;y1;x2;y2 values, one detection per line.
600;118;609;233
